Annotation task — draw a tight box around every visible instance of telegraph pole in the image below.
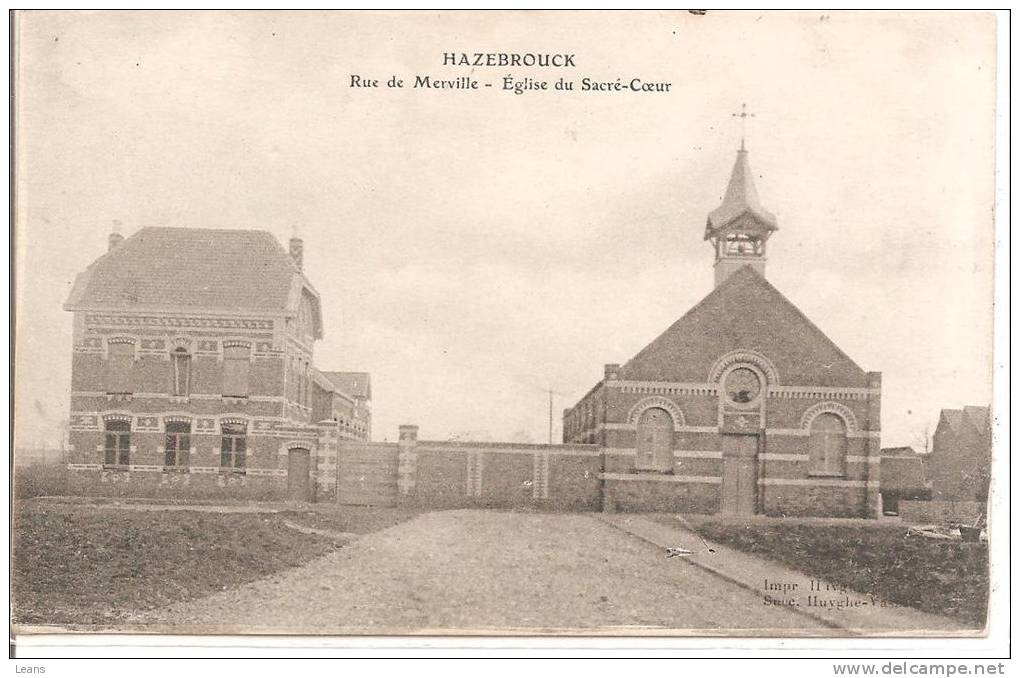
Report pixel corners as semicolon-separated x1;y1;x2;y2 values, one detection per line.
548;388;553;444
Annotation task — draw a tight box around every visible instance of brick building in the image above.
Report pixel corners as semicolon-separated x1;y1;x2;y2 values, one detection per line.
63;227;370;501
563;146;883;518
927;406;991;502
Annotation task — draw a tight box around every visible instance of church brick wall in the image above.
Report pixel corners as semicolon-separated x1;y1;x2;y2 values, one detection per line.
562;365;881;516
604;478;720;514
762;484;868;518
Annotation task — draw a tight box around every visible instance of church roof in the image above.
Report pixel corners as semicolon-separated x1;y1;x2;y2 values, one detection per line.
705;149;778;237
618;265;869;386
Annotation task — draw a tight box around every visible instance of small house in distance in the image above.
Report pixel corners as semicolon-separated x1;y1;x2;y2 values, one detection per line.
878;446;931;516
927;406;992;502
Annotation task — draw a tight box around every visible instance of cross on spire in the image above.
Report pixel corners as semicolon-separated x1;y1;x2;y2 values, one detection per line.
731;103;755;151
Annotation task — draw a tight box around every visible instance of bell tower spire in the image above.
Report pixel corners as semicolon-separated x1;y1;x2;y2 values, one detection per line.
705;105;778;287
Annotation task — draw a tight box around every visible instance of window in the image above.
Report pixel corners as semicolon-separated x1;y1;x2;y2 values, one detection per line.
724;367;762;405
636;407;673;472
222;344;251;397
104;420;131;468
164;421;191;470
809;413;847;476
220;423;247;473
171;348;191;397
106;341;134;394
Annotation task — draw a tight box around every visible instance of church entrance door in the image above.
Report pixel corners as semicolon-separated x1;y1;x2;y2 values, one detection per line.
721;434;757;515
287;448;311;502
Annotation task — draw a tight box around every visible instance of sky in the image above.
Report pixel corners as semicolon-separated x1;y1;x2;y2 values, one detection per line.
14;10;998;448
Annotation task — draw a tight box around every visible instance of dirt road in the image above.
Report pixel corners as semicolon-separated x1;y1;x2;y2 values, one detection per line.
132;510;824;634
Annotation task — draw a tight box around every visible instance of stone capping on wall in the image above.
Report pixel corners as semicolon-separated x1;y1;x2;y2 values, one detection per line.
607;381;719;397
759;453;878;464
602;423;718;434
605;448;722;459
765;427;880;439
604;381;877;400
707;349;781;385
625;396;687;429
760;477;880;488
599;473;721;484
414;440;601;456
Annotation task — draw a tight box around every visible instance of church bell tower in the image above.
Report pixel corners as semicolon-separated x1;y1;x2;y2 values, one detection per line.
705;106;778;287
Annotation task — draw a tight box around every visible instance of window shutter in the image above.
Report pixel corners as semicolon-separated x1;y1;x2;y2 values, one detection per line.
809;413;847;476
106;342;134;394
172;350;191;397
222;345;251;397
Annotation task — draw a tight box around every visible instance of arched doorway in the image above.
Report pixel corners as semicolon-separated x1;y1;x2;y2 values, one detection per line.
636;407;673;472
287;448;311;502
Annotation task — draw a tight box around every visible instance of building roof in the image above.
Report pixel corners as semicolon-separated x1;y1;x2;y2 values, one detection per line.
64;227;322;337
940;406;991;436
705;149;778;237
321;371;371;400
880;455;930;494
617;265;869;387
963;405;991;430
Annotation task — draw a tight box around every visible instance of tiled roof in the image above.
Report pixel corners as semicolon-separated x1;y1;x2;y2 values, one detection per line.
941;409;965;433
963;405;990;431
705;149;778;236
618;265;868;387
65;227;308;314
940;406;990;435
322;371;371;400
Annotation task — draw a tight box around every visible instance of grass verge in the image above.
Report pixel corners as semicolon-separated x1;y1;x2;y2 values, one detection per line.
671;517;988;627
12;501;416;628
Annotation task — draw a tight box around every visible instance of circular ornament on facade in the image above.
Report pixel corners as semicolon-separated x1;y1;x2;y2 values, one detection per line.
724;367;762;405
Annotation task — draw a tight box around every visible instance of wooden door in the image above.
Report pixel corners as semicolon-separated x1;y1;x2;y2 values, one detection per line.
721;434;758;515
337;443;399;506
287;448;311;502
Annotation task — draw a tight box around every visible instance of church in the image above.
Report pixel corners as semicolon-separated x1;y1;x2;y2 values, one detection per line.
562;143;883;519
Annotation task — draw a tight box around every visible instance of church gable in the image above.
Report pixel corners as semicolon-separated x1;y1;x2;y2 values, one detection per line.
618;266;868;387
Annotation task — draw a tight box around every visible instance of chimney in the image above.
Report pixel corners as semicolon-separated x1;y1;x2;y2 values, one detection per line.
108;231;124;251
604;363;621;381
289;236;303;271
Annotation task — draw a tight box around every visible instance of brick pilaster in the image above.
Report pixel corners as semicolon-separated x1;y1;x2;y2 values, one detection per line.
397;424;418;498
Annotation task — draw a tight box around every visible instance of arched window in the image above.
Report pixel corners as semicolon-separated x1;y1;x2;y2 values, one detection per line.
636;407;673;473
171;348;191;397
809;412;847;476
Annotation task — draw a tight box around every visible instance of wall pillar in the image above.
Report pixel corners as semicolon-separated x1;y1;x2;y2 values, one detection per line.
865;372;883;518
397;424;418;500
